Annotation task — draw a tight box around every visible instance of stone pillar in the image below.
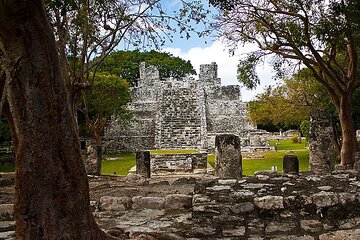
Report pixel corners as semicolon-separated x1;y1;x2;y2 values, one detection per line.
309;109;336;174
283;155;299;175
136;151;151;178
215;134;242;179
85;144;99;175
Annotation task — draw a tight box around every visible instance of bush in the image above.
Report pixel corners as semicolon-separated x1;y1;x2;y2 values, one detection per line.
291;135;299;143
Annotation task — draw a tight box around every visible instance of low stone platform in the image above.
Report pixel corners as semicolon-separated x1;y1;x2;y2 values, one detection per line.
2;171;360;239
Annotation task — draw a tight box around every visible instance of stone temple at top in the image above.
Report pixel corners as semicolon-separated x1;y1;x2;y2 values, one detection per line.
104;62;254;152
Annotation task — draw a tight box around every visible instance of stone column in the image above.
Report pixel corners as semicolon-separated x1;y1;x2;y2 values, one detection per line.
215;134;242;179
309;109;336;174
283;155;299;175
136;151;151;178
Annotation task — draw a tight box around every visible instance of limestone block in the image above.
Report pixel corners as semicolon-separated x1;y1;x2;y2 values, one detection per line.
312;191;338;208
229;202;255;213
132;196;165;209
254;196;284;209
319;229;360;240
338;192;356;205
136;151;151;178
215;134;242;179
265;222;296;233
0;204;13;221
164;194;192;209
309;109;336;174
99;196;131;211
338;217;360;229
222;226;246;237
283;155;299;175
270;236;314;240
300;220;323;232
125;173;149;185
0;231;15;240
0;221;15;232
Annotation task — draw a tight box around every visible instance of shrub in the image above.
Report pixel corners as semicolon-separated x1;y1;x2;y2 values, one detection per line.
291;135;299;143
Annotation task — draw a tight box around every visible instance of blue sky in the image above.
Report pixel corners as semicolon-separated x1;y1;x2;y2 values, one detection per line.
158;0;275;102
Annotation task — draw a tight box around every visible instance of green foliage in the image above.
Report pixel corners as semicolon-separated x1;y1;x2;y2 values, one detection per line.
290;135;299;143
300;120;311;140
97;50;196;86
79;72;131;143
237;53;261;90
248;68;332;130
86;73;130;119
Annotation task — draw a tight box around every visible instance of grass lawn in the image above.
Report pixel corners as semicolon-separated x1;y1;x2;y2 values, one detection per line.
208;139;309;176
2;140;309;176
101;152;136;175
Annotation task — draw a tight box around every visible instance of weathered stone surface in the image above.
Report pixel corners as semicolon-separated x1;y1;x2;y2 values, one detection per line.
229;202;255;213
309;109;336;174
265;222;296;233
85;144;99;175
301;220;323;232
254;196;284;209
0;204;13;221
319;229;360;239
104;62;253;153
0;230;15;240
338;217;360;229
132;196;165;209
99;196;131;211
222;226;246;237
125;173;149;185
270;235;314;240
283;155;299;175
312;191;338;207
150;153;207;175
215;134;242;179
136;151;151;178
164;194;192;209
0;221;15;232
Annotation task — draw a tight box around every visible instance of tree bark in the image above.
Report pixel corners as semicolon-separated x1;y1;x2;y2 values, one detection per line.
0;1;112;239
339;94;357;168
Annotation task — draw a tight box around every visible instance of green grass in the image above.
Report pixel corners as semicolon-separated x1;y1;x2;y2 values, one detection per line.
208;139;309;176
269;139;307;150
101;152;136;175
1;140;309;176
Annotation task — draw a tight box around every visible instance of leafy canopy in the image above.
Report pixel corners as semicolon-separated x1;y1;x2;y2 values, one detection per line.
97;50;196;86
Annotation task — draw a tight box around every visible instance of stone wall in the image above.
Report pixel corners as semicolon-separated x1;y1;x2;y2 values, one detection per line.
192;171;360;239
154;86;202;149
150;153;207;175
3;172;360;239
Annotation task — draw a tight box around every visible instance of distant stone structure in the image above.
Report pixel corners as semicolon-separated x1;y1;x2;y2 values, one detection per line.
104;62;253;152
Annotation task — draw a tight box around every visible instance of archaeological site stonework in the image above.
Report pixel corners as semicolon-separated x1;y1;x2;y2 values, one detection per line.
104;62;253;152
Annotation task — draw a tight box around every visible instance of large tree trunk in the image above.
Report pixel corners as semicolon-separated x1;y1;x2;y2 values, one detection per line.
0;1;112;239
339;94;357;168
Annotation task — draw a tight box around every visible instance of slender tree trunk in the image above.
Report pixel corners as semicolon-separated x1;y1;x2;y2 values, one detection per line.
0;1;112;239
339;94;357;168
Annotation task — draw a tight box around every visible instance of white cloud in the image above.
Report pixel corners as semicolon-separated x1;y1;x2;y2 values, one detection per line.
163;40;275;101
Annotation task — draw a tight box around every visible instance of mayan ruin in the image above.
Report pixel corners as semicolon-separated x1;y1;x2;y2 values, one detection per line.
104;62;253;152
